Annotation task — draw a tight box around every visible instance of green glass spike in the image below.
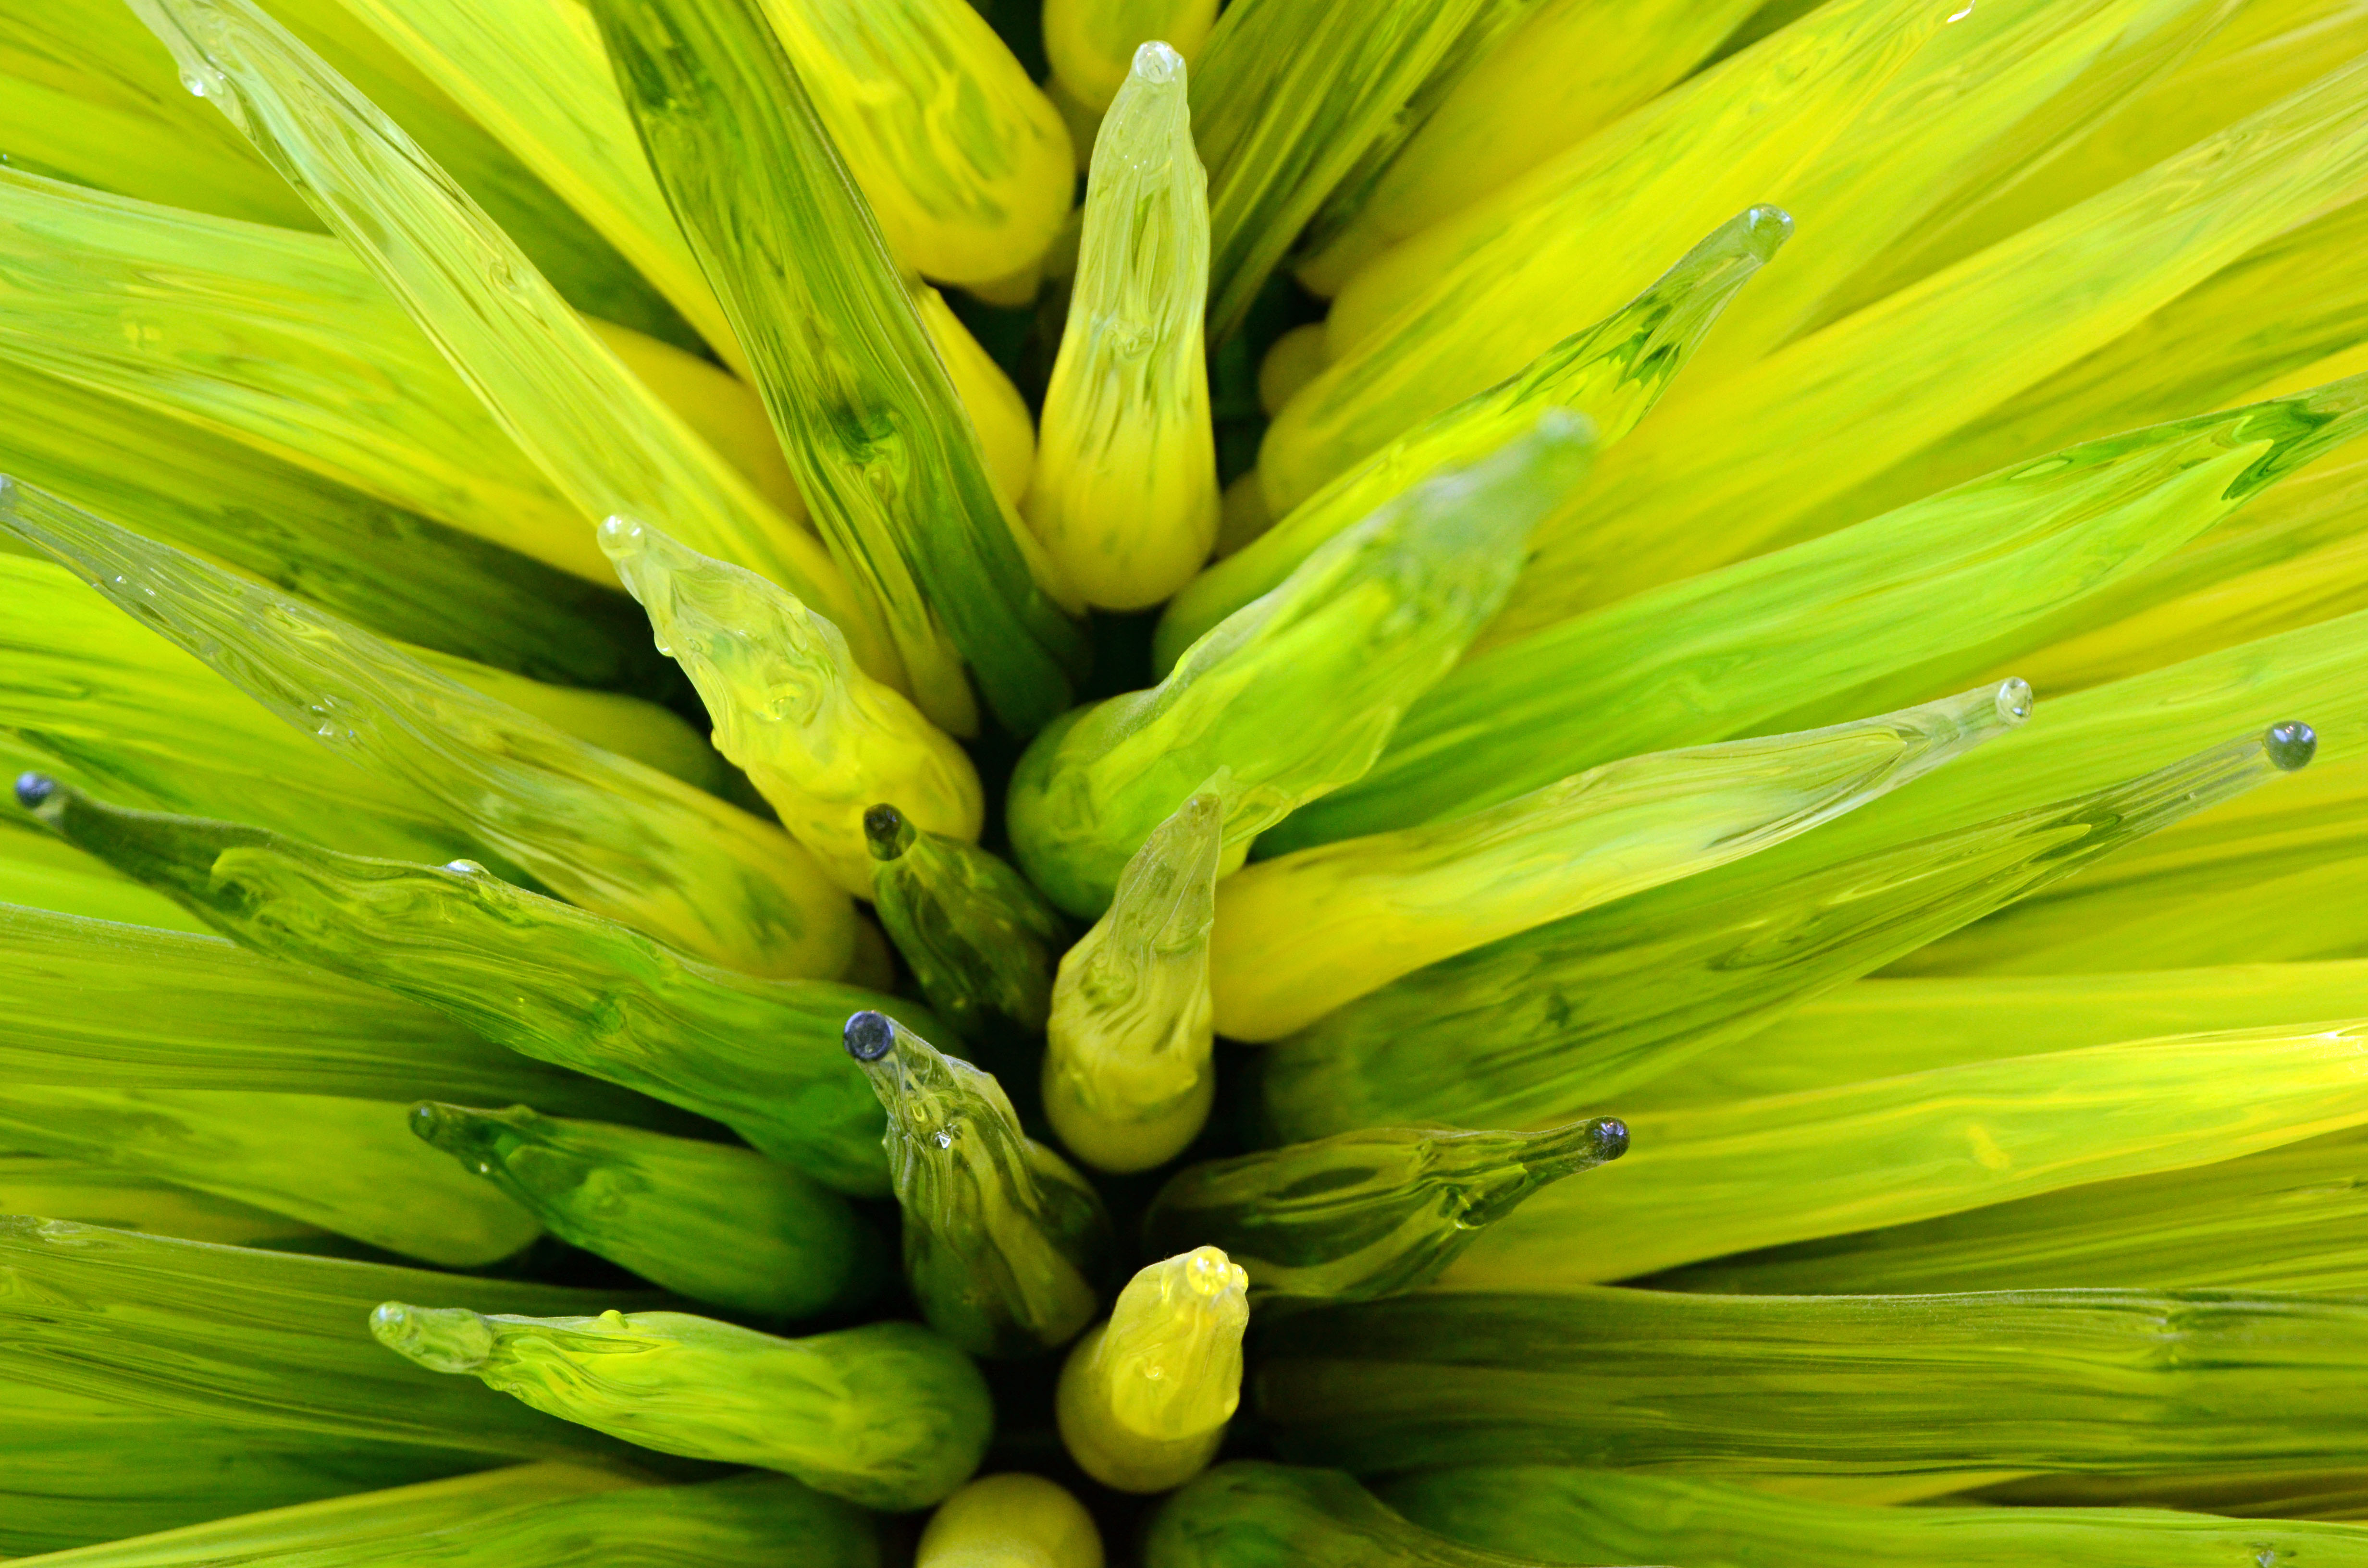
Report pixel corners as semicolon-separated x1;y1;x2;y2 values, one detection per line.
0;477;852;980
589;0;1089;735
1008;413;1593;917
1143;1121;1627;1302
844;1011;1111;1358
1144;1462;1561;1568
411;1101;884;1317
371;1302;990;1511
866;804;1070;1035
1265;722;2323;1141
13;780;930;1194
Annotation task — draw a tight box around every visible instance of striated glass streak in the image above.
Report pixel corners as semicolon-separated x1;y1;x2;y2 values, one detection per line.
1056;1248;1248;1493
1160;208;1784;671
603;519;982;895
1008;416;1593;918
845;1011;1111;1358
1214;681;2029;1041
1144;1464;1542;1568
1265;0;1943;509
411;1101;883;1319
407;647;724;795
1264;723;2324;1141
757;0;1074;288
1635;960;2368;1112
322;0;744;373
371;1302;992;1510
1043;793;1221;1175
1145;1121;1626;1303
1295;0;1764;291
123;0;877;677
0;1155;328;1250
0;1219;640;1459
867;805;1070;1034
1258;1286;2368;1475
593;0;1088;738
1278;374;2368;850
589;318;805;521
1660;1123;2368;1297
1450;1017;2368;1289
16;782;920;1193
1387;1467;2368;1568
919;1474;1106;1568
2;481;853;980
0;1403;516;1556
0;168;598;583
1671;0;2240;388
1028;43;1218;613
1492;54;2368;637
0;1086;538;1268
1185;0;1519;340
14;1468;877;1568
1045;0;1218;111
0;355;678;696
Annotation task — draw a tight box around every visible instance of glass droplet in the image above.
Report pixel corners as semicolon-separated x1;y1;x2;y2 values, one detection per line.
2265;720;2318;773
1994;677;2034;725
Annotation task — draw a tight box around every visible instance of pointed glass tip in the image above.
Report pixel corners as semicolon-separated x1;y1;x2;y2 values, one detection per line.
13;772;55;809
1132;39;1184;81
864;803;913;861
1743;204;1795;254
2266;720;2318;772
1594;1117;1630;1161
845;1009;897;1062
1995;677;2034;726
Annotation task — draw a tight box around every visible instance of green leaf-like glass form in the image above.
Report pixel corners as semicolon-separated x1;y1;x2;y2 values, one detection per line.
18;1466;882;1568
867;805;1070;1034
14;781;922;1194
0;1154;327;1250
1044;0;1218;111
1056;1247;1249;1493
1283;372;2368;846
1145;1462;1554;1568
0;1086;536;1267
0;903;670;1121
1008;413;1595;917
1044;793;1221;1174
1386;1466;2368;1568
1451;1015;2368;1290
0;354;675;695
590;0;1088;736
370;1302;991;1511
1213;679;2032;1041
1144;1121;1626;1302
1159;205;1788;670
1263;721;2324;1140
410;1101;883;1318
121;0;877;672
1661;1123;2368;1298
601;518;983;895
844;1011;1111;1358
0;166;618;588
0;1219;642;1461
1028;42;1218;612
1259;1286;2368;1475
919;1473;1106;1568
1186;0;1522;339
759;0;1074;289
0;478;852;980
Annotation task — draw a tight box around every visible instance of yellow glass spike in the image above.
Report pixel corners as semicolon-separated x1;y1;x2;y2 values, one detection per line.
1043;794;1221;1174
1027;43;1220;612
601;518;984;895
1210;680;2030;1041
920;1474;1106;1568
1296;0;1763;293
1055;1247;1248;1493
917;284;1039;511
1044;0;1218;112
759;0;1074;288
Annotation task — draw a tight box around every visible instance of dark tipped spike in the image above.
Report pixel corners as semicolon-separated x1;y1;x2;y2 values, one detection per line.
844;1010;896;1062
863;804;913;861
14;772;56;810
